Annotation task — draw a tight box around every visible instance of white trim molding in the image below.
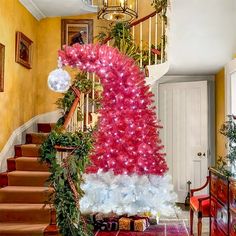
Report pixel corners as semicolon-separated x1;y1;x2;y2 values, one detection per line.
225;59;236;116
0;110;61;172
19;0;46;20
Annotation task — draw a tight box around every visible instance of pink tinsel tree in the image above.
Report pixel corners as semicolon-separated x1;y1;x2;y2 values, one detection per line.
59;44;175;216
59;43;167;176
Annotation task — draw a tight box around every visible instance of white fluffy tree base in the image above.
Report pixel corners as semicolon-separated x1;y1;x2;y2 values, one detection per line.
80;170;177;217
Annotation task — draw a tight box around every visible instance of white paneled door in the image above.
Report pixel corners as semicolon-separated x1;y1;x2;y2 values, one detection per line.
159;81;209;202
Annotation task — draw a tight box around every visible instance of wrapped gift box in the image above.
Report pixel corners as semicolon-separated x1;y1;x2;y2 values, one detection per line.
91;213;119;231
119;216;150;232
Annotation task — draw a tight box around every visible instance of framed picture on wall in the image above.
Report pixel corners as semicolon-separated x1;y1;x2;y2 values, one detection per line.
0;43;5;92
61;19;93;47
15;32;33;69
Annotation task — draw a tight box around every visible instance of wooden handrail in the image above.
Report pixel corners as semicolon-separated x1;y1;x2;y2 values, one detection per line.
130;11;157;27
63;87;81;129
102;9;163;54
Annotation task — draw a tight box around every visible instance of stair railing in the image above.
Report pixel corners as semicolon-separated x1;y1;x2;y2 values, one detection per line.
104;8;166;69
63;7;167;132
63;74;95;133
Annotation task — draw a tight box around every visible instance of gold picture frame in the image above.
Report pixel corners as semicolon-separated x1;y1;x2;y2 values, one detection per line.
0;43;5;92
15;32;33;69
61;19;93;47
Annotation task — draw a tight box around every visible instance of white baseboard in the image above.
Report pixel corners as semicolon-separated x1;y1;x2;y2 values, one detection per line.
0;110;61;172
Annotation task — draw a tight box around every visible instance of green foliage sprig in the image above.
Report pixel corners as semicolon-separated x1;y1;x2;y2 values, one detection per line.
217;115;236;176
96;21;165;67
96;22;141;63
40;128;94;236
151;0;168;23
56;72;92;114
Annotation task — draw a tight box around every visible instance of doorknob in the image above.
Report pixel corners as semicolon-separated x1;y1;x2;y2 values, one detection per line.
197;152;206;158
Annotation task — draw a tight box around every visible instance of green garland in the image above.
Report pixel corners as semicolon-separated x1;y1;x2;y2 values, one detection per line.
40;128;94;236
151;0;168;23
56;72;92;114
56;72;101;118
217;115;236;177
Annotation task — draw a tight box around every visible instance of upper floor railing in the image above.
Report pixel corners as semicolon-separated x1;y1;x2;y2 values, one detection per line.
62;5;167;133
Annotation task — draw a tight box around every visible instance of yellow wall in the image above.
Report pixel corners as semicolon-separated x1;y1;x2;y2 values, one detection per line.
0;0;38;150
35;13;107;115
0;0;158;150
215;68;226;161
35;1;158;115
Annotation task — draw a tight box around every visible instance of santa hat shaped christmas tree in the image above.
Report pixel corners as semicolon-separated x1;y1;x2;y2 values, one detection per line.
58;43;177;217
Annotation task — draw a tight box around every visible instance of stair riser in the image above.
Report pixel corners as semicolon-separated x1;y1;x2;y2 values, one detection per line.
0;232;44;236
15;160;49;172
0;190;53;204
15;146;40;157
0;173;8;188
26;133;49;144
0;209;51;224
37;123;55;133
8;174;50;187
7;158;16;172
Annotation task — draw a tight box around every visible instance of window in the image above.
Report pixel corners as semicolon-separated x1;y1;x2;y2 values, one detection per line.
225;59;236;115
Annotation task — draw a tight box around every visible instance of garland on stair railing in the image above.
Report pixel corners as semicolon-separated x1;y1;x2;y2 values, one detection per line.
40;128;94;236
96;22;162;68
151;0;168;23
40;72;101;235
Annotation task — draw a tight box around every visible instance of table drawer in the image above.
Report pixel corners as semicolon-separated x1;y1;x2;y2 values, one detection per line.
230;210;236;236
211;220;227;236
218;178;228;205
230;183;236;211
211;174;218;197
211;196;218;218
216;201;228;234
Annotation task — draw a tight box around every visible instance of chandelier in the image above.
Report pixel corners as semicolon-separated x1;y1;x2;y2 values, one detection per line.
97;0;138;22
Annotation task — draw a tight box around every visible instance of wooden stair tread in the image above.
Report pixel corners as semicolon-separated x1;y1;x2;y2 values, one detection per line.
7;171;51;187
0;203;52;224
0;222;48;235
15;144;41;157
8;170;50;177
26;133;49;144
0;186;53;192
0;203;52;210
15;157;49;171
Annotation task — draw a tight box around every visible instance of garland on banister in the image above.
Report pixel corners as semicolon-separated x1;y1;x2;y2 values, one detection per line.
42;71;101;235
40;128;94;236
151;0;168;23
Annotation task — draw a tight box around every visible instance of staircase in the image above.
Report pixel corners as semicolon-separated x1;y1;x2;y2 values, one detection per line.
0;123;59;236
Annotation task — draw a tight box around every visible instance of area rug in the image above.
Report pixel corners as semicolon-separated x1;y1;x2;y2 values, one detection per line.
95;219;189;236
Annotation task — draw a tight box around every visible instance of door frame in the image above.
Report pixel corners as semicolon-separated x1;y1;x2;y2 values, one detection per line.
154;75;215;167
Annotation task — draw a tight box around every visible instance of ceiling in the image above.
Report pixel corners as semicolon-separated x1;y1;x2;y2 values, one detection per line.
168;0;236;75
19;0;97;20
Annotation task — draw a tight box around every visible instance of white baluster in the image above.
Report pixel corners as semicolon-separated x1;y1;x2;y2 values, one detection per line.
80;93;84;132
86;73;90;128
75;105;78;131
155;13;158;64
149;17;152;65
140;22;143;68
161;11;165;63
92;73;95;113
132;26;135;40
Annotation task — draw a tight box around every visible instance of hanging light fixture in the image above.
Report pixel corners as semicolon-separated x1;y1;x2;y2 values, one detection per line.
97;0;138;22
